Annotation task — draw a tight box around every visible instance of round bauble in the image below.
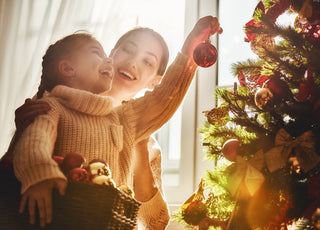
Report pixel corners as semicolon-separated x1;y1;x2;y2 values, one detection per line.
182;200;208;226
62;152;86;174
52;155;64;168
222;139;241;162
67;168;89;183
266;78;292;102
254;88;274;109
193;40;218;67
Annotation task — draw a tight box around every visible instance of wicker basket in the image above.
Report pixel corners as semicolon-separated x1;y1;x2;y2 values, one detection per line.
51;182;141;230
0;168;140;230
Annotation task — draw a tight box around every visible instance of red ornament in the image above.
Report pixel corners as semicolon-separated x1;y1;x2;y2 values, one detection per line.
62;152;86;174
67;168;90;183
193;40;218;68
52;155;64;168
222;139;241;162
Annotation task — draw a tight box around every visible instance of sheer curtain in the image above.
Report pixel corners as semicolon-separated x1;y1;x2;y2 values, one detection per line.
0;0;127;157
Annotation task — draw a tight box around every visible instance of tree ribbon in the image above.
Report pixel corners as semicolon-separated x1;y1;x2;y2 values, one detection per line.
265;129;320;172
227;156;265;197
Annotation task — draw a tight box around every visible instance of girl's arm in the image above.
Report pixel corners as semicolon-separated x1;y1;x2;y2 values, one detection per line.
134;137;170;229
12;97;67;228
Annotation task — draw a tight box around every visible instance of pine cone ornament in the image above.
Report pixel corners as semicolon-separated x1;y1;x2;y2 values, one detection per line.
203;107;229;125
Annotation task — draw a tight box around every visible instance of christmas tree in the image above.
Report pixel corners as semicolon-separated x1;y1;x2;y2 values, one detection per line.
173;0;320;229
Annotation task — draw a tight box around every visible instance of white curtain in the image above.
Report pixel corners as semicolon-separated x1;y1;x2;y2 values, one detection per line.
0;0;133;157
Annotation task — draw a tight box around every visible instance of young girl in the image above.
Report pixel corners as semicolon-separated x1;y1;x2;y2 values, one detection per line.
6;27;172;229
10;16;222;228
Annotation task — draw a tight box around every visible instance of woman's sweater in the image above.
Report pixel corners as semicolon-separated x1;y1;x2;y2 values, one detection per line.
13;52;197;229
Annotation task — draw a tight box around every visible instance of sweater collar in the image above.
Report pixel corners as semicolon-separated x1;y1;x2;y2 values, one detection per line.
50;85;114;116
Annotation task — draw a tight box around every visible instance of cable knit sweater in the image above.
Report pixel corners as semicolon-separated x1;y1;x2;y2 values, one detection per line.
13;52;197;229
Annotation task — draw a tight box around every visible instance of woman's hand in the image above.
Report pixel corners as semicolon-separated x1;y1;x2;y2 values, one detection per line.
15;98;51;132
19;178;67;228
181;16;223;58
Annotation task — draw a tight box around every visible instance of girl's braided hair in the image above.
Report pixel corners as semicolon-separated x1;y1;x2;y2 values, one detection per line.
36;33;95;99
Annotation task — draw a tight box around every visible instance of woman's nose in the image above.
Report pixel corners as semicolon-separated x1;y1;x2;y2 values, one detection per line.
127;58;137;69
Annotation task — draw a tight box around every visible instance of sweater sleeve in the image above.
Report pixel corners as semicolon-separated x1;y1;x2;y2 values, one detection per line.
137;191;170;230
13;98;67;194
117;52;198;143
136;139;170;229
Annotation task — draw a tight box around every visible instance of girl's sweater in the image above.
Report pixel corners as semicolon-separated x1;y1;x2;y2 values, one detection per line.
13;52;197;229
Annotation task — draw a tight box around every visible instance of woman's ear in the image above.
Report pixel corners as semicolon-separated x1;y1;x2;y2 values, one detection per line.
146;74;163;90
58;60;75;78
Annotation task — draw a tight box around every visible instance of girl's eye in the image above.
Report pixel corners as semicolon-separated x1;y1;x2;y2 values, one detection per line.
144;59;153;67
92;50;106;58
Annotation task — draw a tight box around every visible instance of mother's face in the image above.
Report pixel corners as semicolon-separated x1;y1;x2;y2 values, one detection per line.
109;32;163;100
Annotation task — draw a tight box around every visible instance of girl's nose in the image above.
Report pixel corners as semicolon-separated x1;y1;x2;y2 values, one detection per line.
105;57;113;64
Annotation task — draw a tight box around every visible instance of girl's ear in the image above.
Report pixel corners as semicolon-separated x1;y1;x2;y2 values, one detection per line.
58;60;76;78
146;74;163;90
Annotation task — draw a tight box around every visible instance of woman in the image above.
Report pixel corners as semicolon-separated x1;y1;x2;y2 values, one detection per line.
2;17;222;229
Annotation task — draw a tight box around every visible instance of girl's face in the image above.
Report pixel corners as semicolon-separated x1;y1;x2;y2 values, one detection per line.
109;32;163;100
70;39;113;94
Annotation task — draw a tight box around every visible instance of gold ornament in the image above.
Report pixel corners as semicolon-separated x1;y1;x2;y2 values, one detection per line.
254;87;274;109
264;129;320;172
203;107;229;125
250;35;275;56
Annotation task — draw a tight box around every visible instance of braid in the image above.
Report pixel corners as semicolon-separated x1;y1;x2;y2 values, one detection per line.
36;76;46;99
35;33;95;99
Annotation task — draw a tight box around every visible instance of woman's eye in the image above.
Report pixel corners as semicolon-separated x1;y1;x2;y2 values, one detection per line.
122;47;134;54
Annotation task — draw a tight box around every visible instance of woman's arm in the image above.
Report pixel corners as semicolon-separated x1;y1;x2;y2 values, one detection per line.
118;16;222;143
1;98;50;161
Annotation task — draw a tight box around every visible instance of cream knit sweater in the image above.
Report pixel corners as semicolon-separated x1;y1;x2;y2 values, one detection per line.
13;52;197;229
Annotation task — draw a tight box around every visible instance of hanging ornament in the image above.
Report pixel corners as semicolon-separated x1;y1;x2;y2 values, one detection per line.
237;71;247;87
198;216;228;230
294;1;320;45
222;139;242;162
291;0;314;18
254;87;274;109
250;35;276;56
255;77;293;109
265;77;293;102
181;200;208;226
265;0;291;23
193;39;218;67
203;107;229;125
